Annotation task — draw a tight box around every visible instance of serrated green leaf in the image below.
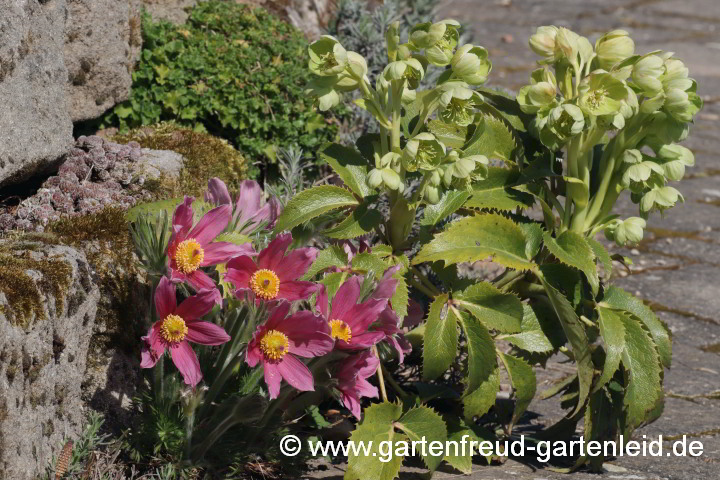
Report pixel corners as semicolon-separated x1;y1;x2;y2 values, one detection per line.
319;143;374;197
303;246;348;280
588;237;613;279
505;304;557;353
621;313;664;430
467;167;534;211
324;203;383;239
540;274;594;415
345;402;405;480
319;271;346;299
391;273;409;319
428;119;471;149
518;221;544;259
462;366;500;421
454;282;523;333
499;352;536;428
603;286;671;368
274;185;359;232
351;252;388;276
595;306;627;393
215;232;252;246
395;406;448;472
413;213;536;271
423;294;456;380
463;114;519;163
543;230;599;295
420;190;470;226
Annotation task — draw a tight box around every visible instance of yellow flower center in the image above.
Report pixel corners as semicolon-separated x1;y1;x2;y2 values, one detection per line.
250;269;280;300
175;238;204;274
160;314;188;343
329;319;352;343
260;329;290;361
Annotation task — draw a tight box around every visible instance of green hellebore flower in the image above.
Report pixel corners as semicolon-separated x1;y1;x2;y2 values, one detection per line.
517;81;557;114
402;133;446;172
529;25;559;62
655;143;695;181
548;103;586;139
438;82;482;127
605;217;646;246
662;58;692;91
663;87;698;123
424;185;442;204
305;76;342;111
621;160;666;192
640;186;683;214
414;20;460;66
451;45;492;85
622;149;643;164
308;35;348;76
377;152;401;169
640;92;666;114
443;154;488;187
595;30;635;70
577;72;628;116
409;21;447;49
346;51;368;80
383;58;425;90
631;54;665;95
367;168;403;192
555;28;593;68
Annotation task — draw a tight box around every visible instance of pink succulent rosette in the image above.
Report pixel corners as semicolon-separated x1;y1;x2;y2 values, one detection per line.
141;277;231;387
205;178;281;234
167;196;254;292
246;302;333;398
334;351;380;419
316;276;387;350
224;233;318;302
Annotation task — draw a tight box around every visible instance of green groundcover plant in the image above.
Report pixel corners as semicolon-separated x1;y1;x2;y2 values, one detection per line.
101;2;348;169
116;17;701;480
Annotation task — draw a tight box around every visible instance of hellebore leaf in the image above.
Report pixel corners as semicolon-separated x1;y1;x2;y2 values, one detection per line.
454;281;523;333
499;352;537;428
587;237;613;279
467;167;535;211
420;190;471;226
395;406;448;472
543;230;600;295
274;185;359;232
506;303;561;353
595;306;627;392
319;143;374;197
423;294;457;380
463;114;520;164
303;245;348;280
324;203;383;239
345;402;406;480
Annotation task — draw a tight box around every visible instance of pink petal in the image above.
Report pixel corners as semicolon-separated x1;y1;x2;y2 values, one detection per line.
174;289;216;321
263;361;283;399
171;341;203;387
155;277;177;319
202;242;255;266
355;377;379;399
315;284;329;318
372;265;403;301
257;233;292;270
356;352;380;379
282;311;333;358
342;391;363;419
277;280;319;302
277;247;318;282
246;342;262;367
186;320;231;345
344;298;387;332
225;255;258;290
235;180;265;225
265;302;292;330
338;331;385;350
140;334;161;368
330;276;362;320
277;354;315;393
266;196;282;229
205;178;232;206
404;299;425;328
188;205;232;245
186;269;217;292
171;196;194;238
169;267;188;284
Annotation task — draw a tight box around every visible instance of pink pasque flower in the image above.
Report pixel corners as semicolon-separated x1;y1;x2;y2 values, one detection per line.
168;196;254;292
370;265;412;362
334;351;379;419
246;302;333;398
316;276;387;351
205;178;281;234
224;233;318;302
141;277;230;387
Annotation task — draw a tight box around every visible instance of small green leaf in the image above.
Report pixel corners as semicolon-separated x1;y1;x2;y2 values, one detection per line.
621;313;664;430
499;352;536;428
274;185;359;232
390;272;409;319
395;406;448;472
543;230;599;295
303;246;348;280
603;286;671;368
318;271;346;299
462;365;500;421
595;306;627;392
463;114;519;163
505;304;558;353
351;252;388;276
420;190;470;226
467;167;534;211
319;143;373;197
540;274;594;415
588;237;613;279
423;294;456;380
324;204;383;239
345;402;406;480
454;282;523;333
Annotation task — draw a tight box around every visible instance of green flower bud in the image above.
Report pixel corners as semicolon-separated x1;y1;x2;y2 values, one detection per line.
595;30;634;70
548;103;585;139
430;169;443;186
346;51;368;80
655;143;694;181
555;28;592;67
662;57;692;91
438;82;482;126
451;45;492;85
418;20;461;66
597;112;625;130
605;217;646;246
402;133;446;172
381;168;403;191
640;186;683;214
367;168;383;188
383;58;425;89
308;36;348;76
529;26;559;62
377;152;400;169
578;72;628;116
631;54;665;95
622;149;643;164
621;159;665;192
663;88;694;122
409;21;447;49
424;185;442;204
517;81;557;113
305;76;342;111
